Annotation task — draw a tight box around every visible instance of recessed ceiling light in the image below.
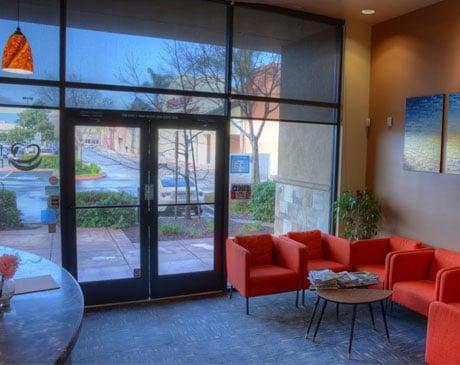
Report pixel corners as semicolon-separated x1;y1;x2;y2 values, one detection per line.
362;9;376;15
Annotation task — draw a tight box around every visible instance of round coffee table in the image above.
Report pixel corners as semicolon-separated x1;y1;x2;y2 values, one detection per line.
305;289;392;357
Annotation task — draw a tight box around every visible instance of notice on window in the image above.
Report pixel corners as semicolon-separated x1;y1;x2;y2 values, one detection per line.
231;184;251;200
230;155;250;174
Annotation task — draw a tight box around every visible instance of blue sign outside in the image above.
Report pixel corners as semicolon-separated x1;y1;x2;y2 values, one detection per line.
230;155;250;174
41;209;57;225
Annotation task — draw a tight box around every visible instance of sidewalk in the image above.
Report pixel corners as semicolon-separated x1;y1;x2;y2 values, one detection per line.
0;225;213;282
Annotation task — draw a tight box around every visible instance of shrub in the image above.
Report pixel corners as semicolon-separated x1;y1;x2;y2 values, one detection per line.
229;200;251;216
249;181;276;223
333;189;382;241
0;190;22;230
159;223;183;236
75;160;101;176
187;227;202;238
76;191;136;228
39;155;59;169
239;222;263;236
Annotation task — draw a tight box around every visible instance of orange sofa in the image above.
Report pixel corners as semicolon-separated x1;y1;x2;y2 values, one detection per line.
226;234;305;314
426;267;460;365
350;236;422;289
387;248;460;316
281;230;350;305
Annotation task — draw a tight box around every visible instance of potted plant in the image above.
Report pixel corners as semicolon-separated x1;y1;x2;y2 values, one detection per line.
0;253;19;308
332;190;382;241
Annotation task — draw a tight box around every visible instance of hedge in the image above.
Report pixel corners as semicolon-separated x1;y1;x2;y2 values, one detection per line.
76;191;137;228
249;181;276;223
0;190;22;230
34;155;101;176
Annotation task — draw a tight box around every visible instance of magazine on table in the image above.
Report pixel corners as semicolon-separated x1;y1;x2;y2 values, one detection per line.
308;269;380;289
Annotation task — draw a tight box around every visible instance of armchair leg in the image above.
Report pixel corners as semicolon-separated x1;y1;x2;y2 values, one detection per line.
296;290;299;308
246;298;249;315
302;289;305;306
229;285;233;299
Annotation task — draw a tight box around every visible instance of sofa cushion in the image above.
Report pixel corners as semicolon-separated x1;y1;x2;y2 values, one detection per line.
287;230;323;259
355;264;385;289
235;235;273;266
250;265;298;296
393;280;436;316
389;236;422;252
308;259;347;272
429;248;460;281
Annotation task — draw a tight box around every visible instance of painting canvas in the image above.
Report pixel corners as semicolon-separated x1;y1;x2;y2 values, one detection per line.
404;95;443;172
446;92;460;174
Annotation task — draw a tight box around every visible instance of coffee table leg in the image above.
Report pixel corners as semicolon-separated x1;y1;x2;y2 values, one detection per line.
348;304;357;357
380;300;390;341
306;295;320;338
302;289;305;307
368;303;375;329
313;299;328;341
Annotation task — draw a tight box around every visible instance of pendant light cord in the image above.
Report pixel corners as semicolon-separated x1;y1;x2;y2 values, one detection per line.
17;0;20;30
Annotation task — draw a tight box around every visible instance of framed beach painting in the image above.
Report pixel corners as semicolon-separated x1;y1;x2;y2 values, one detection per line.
404;94;443;173
446;92;460;174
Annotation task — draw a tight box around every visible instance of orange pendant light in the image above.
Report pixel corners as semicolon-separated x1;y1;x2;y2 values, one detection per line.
2;0;33;74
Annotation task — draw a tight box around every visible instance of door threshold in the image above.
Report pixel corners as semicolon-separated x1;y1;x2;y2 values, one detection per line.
85;290;225;310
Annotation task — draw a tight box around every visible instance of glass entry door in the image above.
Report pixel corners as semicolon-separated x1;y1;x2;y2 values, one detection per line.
152;123;224;298
62;110;225;304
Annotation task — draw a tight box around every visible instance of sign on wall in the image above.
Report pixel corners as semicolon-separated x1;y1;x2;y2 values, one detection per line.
231;184;251;200
230;155;250;174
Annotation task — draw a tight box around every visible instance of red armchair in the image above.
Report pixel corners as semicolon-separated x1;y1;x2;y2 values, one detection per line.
281;230;351;305
350;236;422;289
387;248;460;316
426;268;460;364
226;234;305;314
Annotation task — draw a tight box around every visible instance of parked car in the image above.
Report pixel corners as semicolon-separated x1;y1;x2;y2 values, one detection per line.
158;176;203;216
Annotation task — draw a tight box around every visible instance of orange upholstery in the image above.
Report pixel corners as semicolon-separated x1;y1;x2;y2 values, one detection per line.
286;230;323;259
426;302;460;365
308;259;348;272
392;280;436;316
281;231;350;289
226;235;305;299
388;249;460;316
350;236;422;289
235;234;273;266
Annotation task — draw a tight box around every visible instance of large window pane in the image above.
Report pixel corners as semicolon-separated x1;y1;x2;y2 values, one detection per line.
66;0;226;93
0;84;59;107
0;0;59;80
66;88;224;115
233;6;341;103
0;107;61;264
228;120;335;236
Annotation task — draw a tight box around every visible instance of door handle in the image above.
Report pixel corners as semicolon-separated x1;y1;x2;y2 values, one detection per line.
144;184;154;201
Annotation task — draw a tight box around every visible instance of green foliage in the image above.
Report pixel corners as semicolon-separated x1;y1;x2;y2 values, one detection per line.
75;160;101;176
333;190;383;241
187;227;202;238
239;222;263;236
205;219;214;232
229;200;251;216
249;181;276;223
159;222;183;236
0;190;22;230
1;110;56;145
38;155;59;169
76;191;136;228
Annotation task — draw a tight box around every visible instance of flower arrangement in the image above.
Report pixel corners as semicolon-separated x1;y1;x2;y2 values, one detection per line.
0;254;19;279
0;254;19;297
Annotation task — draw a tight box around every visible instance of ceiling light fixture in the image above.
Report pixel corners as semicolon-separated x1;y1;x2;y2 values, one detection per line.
2;0;34;74
361;9;376;15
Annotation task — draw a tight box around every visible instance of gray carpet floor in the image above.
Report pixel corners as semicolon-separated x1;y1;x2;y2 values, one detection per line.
68;291;426;364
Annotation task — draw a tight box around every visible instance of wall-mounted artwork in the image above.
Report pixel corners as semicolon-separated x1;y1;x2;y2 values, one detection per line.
404;94;443;173
446;92;460;174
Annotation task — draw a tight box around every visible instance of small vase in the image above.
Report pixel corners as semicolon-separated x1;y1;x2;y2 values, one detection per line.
0;276;15;310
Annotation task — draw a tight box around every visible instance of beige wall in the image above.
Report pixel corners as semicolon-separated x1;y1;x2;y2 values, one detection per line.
367;0;460;250
340;20;371;193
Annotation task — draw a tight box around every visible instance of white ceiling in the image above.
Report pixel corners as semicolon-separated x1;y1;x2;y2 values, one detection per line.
242;0;445;24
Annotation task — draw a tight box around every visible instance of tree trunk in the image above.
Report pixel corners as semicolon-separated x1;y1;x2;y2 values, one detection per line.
251;138;260;184
183;130;192;220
